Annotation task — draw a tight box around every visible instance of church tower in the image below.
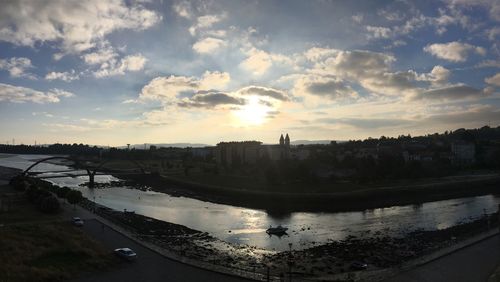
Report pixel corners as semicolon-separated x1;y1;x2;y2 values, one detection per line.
279;134;285;146
285;133;290;147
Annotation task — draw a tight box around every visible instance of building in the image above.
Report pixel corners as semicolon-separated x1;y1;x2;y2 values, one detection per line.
451;141;475;166
215;141;261;166
215;133;293;167
261;133;290;161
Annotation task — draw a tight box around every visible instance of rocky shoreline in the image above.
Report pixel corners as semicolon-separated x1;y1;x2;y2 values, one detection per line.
78;192;499;280
2;164;499;280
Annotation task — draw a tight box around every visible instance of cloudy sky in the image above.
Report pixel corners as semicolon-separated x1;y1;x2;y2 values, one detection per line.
0;0;499;146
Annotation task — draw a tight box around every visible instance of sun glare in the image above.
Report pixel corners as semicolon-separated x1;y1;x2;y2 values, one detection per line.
234;96;269;126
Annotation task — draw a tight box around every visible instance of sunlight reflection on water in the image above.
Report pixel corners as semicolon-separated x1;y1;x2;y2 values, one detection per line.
1;154;498;251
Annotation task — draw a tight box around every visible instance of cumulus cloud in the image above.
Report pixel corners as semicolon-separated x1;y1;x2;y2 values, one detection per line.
485;73;500;86
139;71;231;103
45;70;79;82
443;0;500;21
0;0;161;54
476;60;500;68
173;1;192;19
82;46;117;65
240;48;294;76
293;75;357;100
0;83;74;103
310;49;396;78
365;26;392;39
0;57;35;79
189;14;226;36
140;75;199;102
420;65;451;86
304;48;420;96
138;72;289;112
423;41;486;62
199;71;231;89
192;37;226;54
93;54;147;78
240;48;273;75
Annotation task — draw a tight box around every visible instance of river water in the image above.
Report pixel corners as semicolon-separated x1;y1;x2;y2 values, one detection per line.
1;153;498;251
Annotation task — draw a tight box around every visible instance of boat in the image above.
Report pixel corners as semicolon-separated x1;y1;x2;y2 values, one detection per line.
266;225;288;235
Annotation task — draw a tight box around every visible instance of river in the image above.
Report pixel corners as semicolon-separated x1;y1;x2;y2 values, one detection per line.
1;153;498;251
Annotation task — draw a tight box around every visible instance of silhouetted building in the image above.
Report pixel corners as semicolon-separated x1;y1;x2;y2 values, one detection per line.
215;134;293;166
215;141;261;166
261;133;291;161
451;141;475;166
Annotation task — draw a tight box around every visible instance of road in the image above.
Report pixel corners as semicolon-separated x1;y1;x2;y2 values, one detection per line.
75;219;251;282
385;234;500;282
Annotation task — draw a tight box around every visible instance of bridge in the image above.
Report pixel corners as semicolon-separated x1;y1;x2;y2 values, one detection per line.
22;156;147;188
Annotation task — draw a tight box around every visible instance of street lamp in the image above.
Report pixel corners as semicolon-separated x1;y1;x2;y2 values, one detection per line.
288;243;293;282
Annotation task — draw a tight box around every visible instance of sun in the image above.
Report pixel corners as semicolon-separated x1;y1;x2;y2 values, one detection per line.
234;96;269;126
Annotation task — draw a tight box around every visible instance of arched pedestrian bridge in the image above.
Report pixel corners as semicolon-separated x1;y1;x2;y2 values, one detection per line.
23;156;147;187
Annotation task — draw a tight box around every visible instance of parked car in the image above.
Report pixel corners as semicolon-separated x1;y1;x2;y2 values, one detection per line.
114;248;137;261
72;217;84;227
350;261;368;270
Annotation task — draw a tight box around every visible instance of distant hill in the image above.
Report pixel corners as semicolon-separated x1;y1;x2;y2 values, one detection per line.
290;140;337;145
122;143;210;149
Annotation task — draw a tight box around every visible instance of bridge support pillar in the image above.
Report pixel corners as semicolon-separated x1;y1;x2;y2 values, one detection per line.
86;169;95;188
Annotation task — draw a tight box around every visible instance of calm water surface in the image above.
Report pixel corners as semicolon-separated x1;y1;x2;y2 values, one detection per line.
1;153;498;251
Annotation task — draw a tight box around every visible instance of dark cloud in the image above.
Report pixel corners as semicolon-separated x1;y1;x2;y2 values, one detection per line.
304;78;355;98
239;86;289;101
178;90;244;108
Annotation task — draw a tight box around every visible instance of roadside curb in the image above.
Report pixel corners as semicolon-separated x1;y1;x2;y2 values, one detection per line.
86;212;282;282
377;229;499;282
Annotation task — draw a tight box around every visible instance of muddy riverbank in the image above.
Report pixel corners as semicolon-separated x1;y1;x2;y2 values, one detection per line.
79;194;499;280
121;173;500;213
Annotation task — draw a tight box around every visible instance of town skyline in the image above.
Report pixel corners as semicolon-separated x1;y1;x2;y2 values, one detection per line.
1;0;499;146
1;124;497;148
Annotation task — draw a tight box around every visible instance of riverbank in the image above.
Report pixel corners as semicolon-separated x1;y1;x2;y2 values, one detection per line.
78;192;500;281
121;172;500;212
4;164;500;281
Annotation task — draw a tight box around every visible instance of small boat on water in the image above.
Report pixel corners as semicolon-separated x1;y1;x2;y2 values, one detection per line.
266;225;288;235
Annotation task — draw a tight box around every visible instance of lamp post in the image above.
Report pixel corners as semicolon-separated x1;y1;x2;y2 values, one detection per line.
288;243;293;282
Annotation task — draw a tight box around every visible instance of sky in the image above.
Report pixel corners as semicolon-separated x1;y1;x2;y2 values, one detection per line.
0;0;499;146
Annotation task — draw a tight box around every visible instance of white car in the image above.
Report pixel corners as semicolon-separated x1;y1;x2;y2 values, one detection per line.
72;217;84;227
114;248;137;261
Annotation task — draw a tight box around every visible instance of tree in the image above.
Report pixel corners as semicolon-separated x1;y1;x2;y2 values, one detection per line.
66;190;83;209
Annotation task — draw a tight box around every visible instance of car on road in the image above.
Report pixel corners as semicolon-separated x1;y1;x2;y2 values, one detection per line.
350;261;368;270
72;217;84;227
114;248;137;261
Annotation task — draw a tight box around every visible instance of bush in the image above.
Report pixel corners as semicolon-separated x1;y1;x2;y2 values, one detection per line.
39;195;60;213
66;190;83;206
9;175;28;191
56;186;71;198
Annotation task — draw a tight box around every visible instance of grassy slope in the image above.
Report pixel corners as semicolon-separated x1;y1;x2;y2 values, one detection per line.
0;184;117;282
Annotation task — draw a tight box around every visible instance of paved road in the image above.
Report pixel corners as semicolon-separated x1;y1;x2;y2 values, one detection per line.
75;219;251;282
385;234;500;282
